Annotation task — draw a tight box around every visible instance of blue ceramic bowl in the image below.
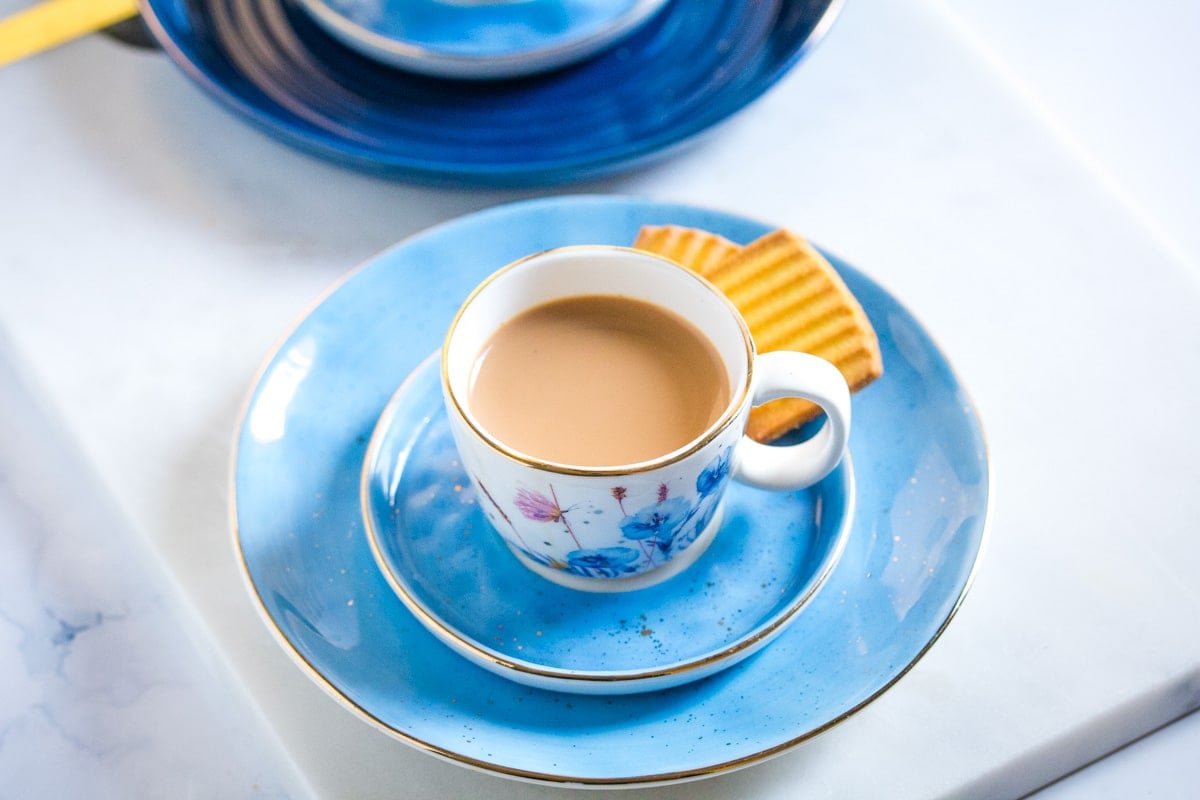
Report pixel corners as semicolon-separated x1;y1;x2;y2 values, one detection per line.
295;0;671;79
140;0;842;184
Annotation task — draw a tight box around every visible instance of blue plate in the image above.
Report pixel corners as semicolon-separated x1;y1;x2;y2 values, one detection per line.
362;353;854;695
232;196;990;785
139;0;842;185
295;0;671;79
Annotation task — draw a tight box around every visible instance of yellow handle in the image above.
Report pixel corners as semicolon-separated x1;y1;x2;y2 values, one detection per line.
0;0;140;68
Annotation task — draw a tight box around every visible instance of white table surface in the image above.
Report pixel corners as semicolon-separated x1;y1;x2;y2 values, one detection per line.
2;1;1198;797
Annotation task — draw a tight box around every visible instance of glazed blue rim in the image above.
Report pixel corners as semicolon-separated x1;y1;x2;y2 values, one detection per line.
137;0;844;185
230;195;991;785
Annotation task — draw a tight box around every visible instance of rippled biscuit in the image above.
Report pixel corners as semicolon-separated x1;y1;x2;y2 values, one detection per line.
632;224;742;278
706;229;883;442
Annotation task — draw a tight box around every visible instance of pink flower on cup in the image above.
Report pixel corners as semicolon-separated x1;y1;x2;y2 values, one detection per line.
514;485;580;548
514;487;563;522
611;486;629;515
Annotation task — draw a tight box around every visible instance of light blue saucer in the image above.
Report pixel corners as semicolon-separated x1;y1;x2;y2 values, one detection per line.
362;354;854;694
232;195;990;785
295;0;671;79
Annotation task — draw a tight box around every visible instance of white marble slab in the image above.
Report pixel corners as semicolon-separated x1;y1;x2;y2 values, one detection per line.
1031;708;1200;798
949;0;1200;270
1;0;1198;797
0;338;309;798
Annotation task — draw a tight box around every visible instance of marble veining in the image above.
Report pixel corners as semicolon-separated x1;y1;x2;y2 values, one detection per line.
0;343;306;799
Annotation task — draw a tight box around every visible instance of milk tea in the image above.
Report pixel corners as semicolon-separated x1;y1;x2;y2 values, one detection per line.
468;295;730;466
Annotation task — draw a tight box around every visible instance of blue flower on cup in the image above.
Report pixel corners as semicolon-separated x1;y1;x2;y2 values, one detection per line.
507;541;568;572
566;547;642;578
672;498;718;553
619;485;692;553
696;448;732;497
495;451;737;579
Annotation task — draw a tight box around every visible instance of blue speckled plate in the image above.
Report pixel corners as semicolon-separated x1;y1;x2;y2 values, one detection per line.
232;195;990;785
139;0;841;184
362;353;854;695
295;0;670;79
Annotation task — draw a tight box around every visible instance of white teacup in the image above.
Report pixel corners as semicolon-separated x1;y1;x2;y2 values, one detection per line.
442;246;850;591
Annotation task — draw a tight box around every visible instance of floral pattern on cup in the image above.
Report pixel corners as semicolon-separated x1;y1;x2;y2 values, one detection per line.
473;448;734;580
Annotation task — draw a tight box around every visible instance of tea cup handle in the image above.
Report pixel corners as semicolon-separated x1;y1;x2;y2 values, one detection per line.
732;351;852;491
